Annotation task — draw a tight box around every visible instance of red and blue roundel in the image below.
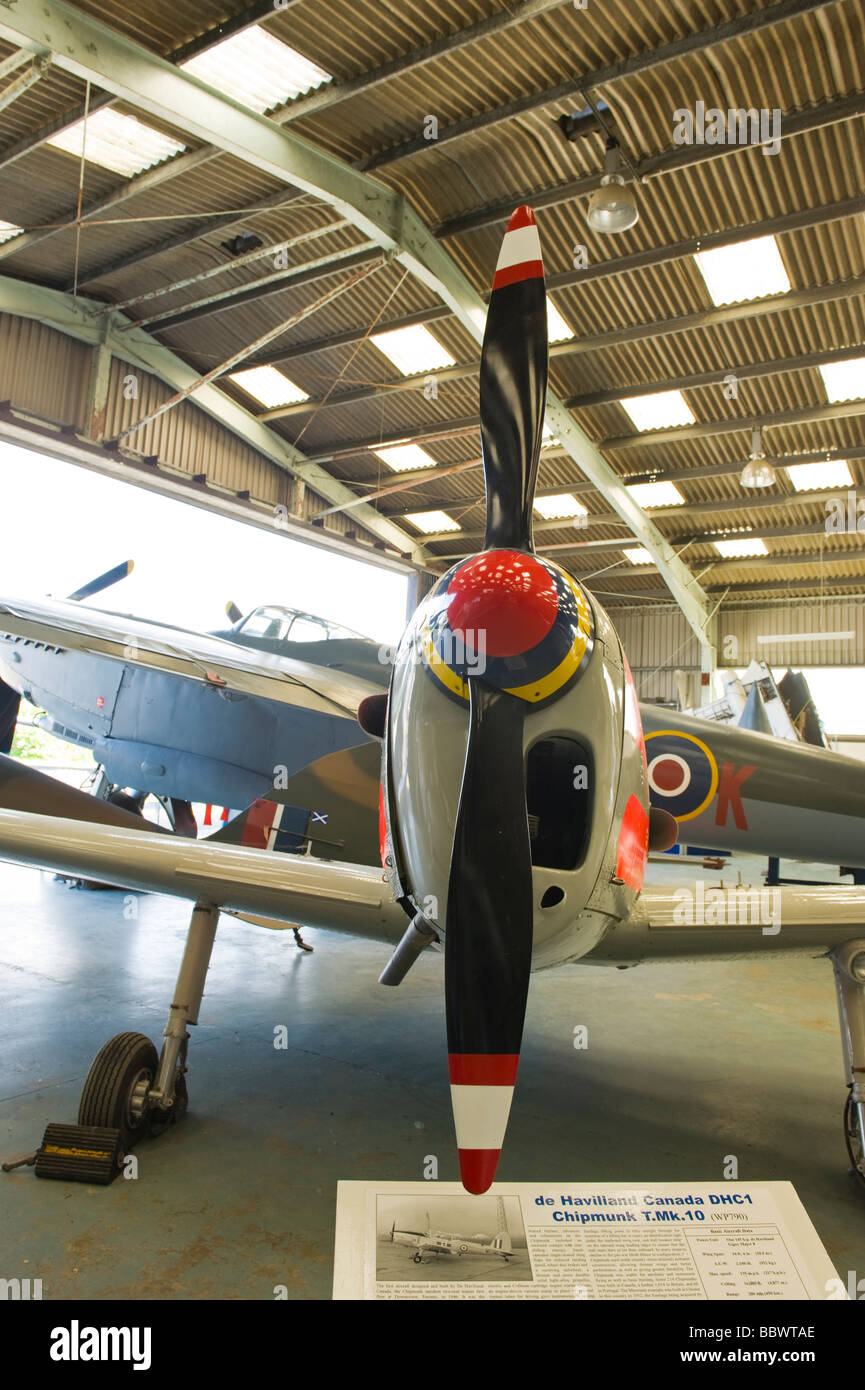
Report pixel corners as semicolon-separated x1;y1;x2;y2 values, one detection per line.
644;730;719;822
416;549;593;706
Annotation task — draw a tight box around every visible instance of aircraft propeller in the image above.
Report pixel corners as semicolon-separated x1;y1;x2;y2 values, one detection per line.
441;208;551;1195
67;559;134;603
383;207;655;1194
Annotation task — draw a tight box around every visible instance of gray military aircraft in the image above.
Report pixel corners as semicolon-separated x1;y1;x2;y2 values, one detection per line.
0;590;388;839
2;586;865;876
2;206;865;1197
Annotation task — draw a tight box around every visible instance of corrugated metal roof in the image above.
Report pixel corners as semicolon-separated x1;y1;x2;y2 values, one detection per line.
0;0;863;606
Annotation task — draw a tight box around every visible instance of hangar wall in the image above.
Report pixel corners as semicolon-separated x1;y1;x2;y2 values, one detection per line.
613;599;865;704
0;312;390;557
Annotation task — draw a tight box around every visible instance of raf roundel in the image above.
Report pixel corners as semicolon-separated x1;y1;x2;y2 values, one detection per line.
644;730;719;822
415;548;593;706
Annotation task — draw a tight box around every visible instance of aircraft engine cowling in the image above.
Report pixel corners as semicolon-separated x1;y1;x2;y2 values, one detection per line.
384;560;648;972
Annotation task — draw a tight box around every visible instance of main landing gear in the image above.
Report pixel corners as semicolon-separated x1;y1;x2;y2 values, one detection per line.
4;902;219;1184
83;899;218;1144
831;940;865;1191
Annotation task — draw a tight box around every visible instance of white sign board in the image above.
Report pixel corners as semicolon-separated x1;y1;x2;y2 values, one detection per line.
333;1181;845;1300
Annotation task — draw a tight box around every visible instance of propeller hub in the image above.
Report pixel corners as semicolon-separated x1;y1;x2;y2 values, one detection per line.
446;550;557;658
417;552;594;706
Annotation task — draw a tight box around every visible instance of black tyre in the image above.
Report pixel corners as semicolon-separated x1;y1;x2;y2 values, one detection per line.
78;1032;158;1148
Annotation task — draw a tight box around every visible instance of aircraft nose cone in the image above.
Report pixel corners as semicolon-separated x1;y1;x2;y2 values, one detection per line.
446;549;558;659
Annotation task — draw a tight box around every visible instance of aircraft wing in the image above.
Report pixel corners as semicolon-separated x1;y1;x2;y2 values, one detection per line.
587;882;865;964
0;806;407;946
0;594;378;719
2;803;865;968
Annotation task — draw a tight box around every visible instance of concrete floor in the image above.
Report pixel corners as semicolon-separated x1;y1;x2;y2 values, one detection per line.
1;853;864;1300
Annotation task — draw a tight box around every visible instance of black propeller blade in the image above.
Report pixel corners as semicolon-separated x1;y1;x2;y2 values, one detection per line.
446;682;533;1193
67;559;134;602
480;205;547;552
443;206;549;1193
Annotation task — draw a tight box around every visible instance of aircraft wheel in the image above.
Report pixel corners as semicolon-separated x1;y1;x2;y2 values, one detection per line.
844;1092;865;1190
413;1254;422;1264
148;1073;189;1138
78;1032;158;1148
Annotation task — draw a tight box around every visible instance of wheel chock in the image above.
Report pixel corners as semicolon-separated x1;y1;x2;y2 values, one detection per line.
33;1123;124;1185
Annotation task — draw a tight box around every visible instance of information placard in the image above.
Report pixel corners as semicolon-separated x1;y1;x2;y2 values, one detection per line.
333;1181;845;1300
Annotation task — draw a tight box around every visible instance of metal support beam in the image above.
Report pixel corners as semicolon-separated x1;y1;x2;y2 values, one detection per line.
546;195;865;295
602;400;865;451
0;0;711;638
436;89;863;240
543;521;827;555
560;276;865;356
408;444;865;511
0;274;428;564
139;244;379;332
0;48;31;81
565;343;865;410
84;314;113;443
601;574;865;600
289;278;865;438
241;196;865;372
601;545;865;580
263;340;865;422
0;54;49;111
421;487;852;547
253;305;450;369
0;0;288;173
436;521;829;562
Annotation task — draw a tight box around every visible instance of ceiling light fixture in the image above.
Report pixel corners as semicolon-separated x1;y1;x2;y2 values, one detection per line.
587;137;639;235
740;426;776;489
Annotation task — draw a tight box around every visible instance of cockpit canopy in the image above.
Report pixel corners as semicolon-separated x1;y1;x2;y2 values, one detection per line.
235;605;368;644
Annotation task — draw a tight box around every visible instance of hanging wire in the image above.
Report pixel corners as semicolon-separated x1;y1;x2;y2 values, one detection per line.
291;264;411;452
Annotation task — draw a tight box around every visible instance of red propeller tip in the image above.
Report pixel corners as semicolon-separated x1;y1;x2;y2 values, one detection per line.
507;205;536;231
493;207;543;290
458;1148;501;1195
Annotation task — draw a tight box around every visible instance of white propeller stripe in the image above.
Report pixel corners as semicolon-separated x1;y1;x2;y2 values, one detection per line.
450;1084;515;1150
495;223;542;273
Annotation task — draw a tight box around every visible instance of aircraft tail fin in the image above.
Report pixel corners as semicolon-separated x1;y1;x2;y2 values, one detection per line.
206;742;381;867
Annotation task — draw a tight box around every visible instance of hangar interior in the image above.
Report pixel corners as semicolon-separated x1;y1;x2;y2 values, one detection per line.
1;0;865;1301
